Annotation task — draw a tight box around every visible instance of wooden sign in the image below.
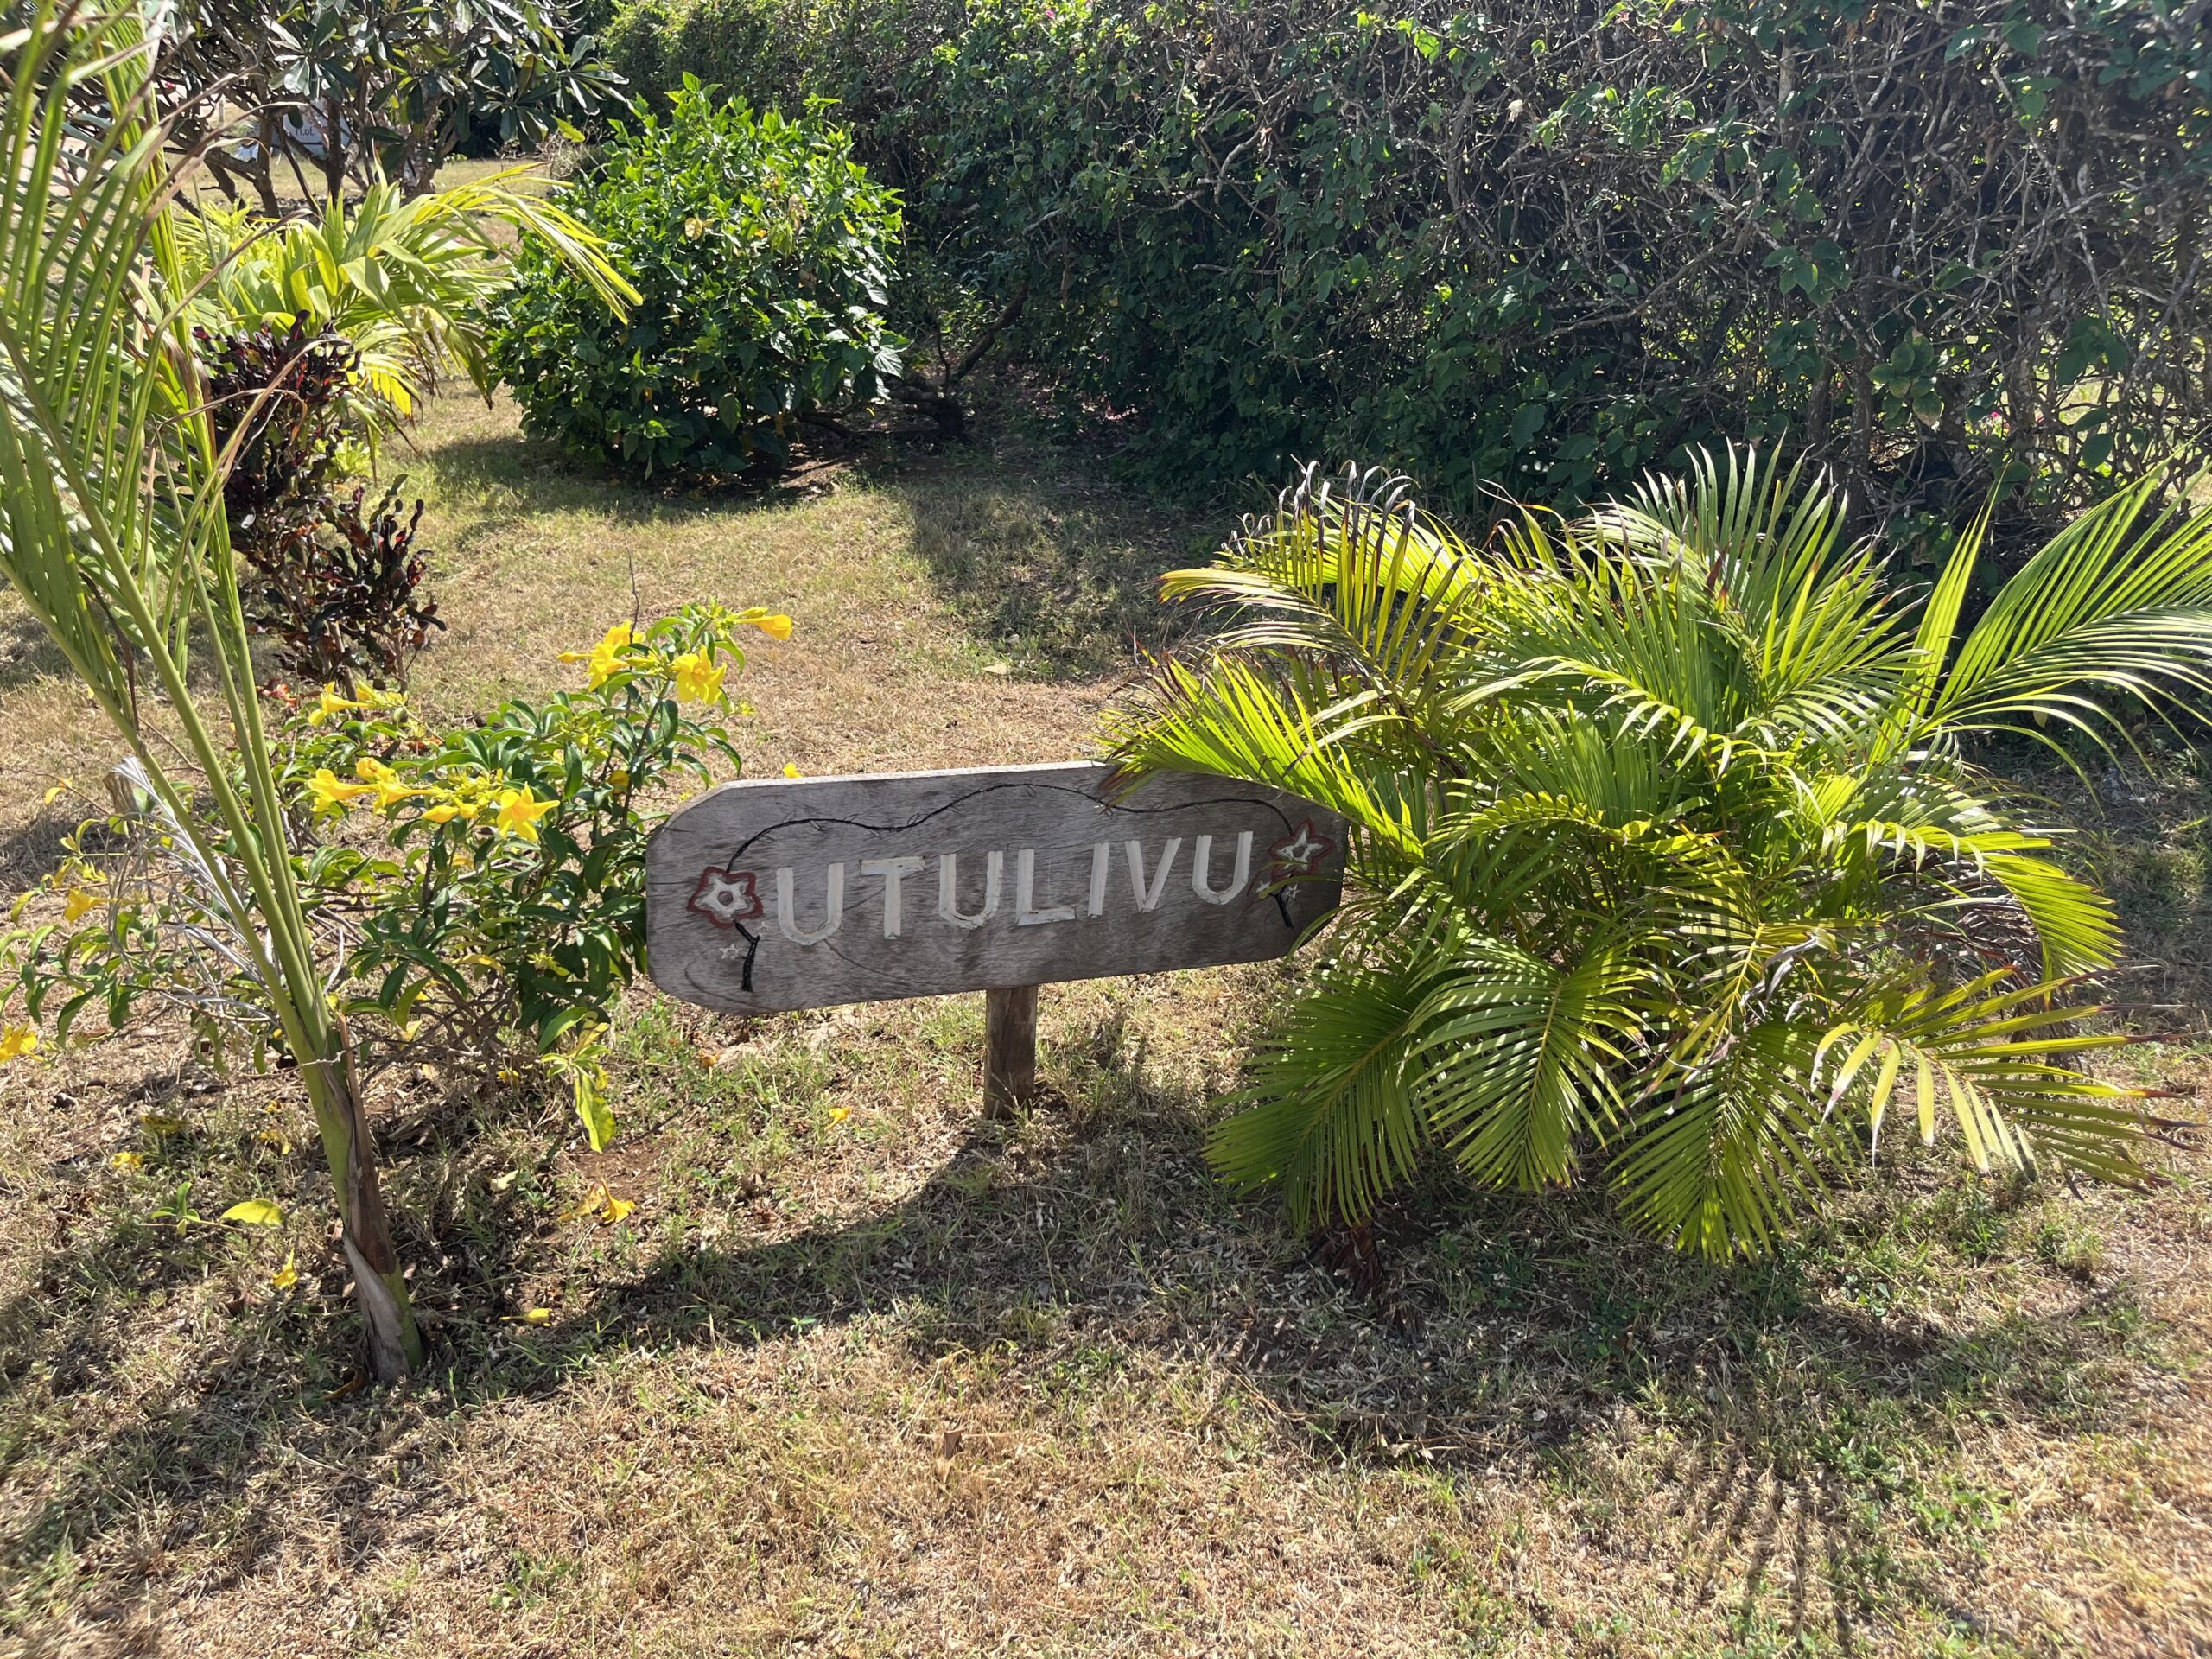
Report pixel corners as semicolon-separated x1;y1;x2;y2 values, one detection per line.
645;761;1345;1017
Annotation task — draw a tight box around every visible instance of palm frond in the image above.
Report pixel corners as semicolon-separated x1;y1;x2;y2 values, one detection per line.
1612;1021;1840;1258
1931;474;2212;753
1408;934;1642;1190
1207;951;1431;1229
1815;975;2145;1180
1105;654;1428;859
173;170;635;438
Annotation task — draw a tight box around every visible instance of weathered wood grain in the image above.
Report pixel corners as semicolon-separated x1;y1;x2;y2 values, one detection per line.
645;761;1345;1014
982;984;1039;1119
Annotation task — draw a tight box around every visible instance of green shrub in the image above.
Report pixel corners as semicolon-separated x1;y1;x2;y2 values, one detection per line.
602;0;957;137
490;86;906;476
608;0;2212;538
1108;453;2212;1256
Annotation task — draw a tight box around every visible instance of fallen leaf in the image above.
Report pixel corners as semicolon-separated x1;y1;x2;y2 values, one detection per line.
600;1194;636;1225
327;1370;366;1402
514;1307;553;1325
109;1150;143;1171
557;1182;609;1224
41;779;71;806
221;1198;284;1227
270;1251;297;1290
258;1128;293;1154
487;1169;518;1192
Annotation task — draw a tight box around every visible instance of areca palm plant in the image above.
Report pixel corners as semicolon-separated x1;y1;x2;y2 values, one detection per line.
1109;454;2212;1258
175;173;632;441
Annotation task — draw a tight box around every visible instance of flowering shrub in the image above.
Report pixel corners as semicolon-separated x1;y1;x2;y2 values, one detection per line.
489;86;906;478
2;602;792;1147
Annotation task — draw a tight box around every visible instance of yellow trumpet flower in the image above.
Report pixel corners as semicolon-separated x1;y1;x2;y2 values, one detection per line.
741;608;794;641
493;786;555;842
306;683;365;727
671;651;727;704
560;623;636;690
305;767;372;816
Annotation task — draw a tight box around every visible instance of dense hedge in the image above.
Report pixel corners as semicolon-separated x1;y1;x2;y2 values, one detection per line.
607;0;2212;534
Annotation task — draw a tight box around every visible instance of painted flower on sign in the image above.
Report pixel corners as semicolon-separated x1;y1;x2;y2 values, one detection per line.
1263;821;1337;888
689;866;764;926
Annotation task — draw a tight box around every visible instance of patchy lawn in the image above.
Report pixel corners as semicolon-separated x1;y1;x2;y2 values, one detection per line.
0;396;2207;1657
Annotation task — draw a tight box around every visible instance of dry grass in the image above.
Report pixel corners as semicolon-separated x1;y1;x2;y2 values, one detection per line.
0;396;2209;1657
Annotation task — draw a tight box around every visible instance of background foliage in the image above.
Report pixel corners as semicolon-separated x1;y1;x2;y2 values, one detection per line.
162;0;619;203
609;0;2212;542
490;86;907;476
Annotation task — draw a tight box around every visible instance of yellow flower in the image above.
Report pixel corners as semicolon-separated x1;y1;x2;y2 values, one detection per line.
353;756;424;811
739;606;791;641
305;767;371;816
560;623;637;689
827;1106;851;1125
307;683;364;727
493;786;555;842
783;762;804;779
0;1026;39;1064
110;1150;143;1171
683;215;708;240
270;1252;298;1290
61;887;98;923
422;798;480;824
608;768;632;790
40;778;71;806
671;652;727;704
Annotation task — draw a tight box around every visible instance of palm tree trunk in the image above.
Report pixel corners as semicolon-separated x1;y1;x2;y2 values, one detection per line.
308;1038;423;1381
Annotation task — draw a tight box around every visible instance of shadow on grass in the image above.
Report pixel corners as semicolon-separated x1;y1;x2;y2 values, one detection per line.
888;468;1203;679
0;1005;2179;1651
0;610;72;699
411;413;1207;680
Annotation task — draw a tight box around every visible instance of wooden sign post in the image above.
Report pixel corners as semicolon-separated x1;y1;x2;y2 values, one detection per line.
645;761;1345;1112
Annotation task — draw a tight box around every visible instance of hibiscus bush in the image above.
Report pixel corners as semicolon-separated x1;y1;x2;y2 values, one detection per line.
1;603;791;1146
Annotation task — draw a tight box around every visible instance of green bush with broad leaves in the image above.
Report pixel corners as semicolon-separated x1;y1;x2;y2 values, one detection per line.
490;85;906;476
2;603;791;1149
608;0;2212;543
1108;451;2212;1257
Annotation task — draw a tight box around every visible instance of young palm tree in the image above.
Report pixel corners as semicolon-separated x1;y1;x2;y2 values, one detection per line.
0;6;628;1377
0;3;420;1376
1109;453;2212;1257
175;172;634;441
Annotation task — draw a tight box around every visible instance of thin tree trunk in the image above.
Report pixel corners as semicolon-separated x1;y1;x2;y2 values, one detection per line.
308;1035;422;1381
